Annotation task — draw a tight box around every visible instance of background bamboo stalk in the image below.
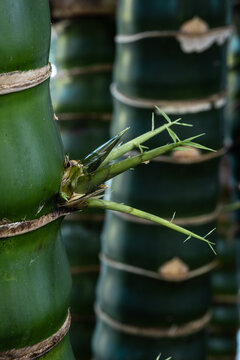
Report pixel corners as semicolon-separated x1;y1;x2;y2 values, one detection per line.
49;1;116;358
208;1;240;358
93;1;231;359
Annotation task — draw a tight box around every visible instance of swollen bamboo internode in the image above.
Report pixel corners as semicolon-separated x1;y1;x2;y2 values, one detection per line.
0;1;74;358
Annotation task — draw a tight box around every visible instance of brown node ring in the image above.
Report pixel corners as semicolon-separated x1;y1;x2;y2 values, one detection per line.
0;309;71;360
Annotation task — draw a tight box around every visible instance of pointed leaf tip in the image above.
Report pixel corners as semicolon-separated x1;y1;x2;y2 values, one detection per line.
82;128;129;173
155;106;172;124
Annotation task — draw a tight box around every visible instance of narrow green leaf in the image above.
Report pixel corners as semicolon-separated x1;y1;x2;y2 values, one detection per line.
183;141;215;152
155;106;172;123
138;144;149;154
184;235;192;242
203;228;216;238
183;133;205;141
152;112;155;131
172;147;193;152
170;211;176;223
167;128;180;143
82;128;129;172
175;122;192;127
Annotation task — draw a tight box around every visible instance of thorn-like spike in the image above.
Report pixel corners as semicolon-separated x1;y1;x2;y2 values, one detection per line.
82;128;129;172
152;112;155;131
170;211;176;223
155;106;172;123
184;235;191;243
203;228;216;238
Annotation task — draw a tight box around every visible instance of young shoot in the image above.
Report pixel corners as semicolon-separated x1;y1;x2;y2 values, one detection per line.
58;109;216;252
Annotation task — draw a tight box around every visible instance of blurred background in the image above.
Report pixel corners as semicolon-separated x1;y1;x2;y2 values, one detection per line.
49;1;240;359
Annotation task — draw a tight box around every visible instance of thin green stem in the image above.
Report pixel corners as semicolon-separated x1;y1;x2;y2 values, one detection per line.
77;141;182;194
99;118;186;168
86;199;216;253
76;134;209;195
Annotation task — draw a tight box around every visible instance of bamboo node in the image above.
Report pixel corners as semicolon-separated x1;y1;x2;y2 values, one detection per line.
0;63;52;95
95;304;211;338
0;209;68;239
116;25;232;53
0;309;71;359
177;18;231;53
101;253;217;282
180;17;209;34
171;147;201;162
158;257;189;280
111;83;227;114
54;64;113;79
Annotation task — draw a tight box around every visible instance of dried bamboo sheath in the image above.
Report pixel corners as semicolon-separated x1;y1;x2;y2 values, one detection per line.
0;1;74;358
93;1;231;359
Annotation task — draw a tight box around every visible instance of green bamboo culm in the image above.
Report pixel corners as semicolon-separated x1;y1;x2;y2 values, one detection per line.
0;0;75;358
